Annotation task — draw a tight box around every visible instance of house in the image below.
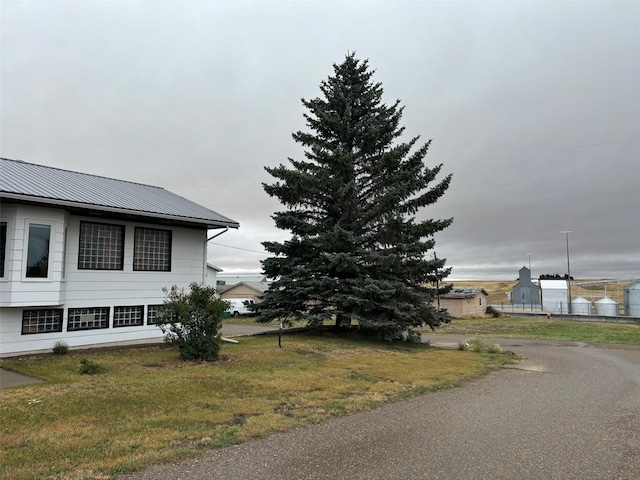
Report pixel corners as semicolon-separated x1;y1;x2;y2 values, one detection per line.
205;263;223;288
511;266;540;307
540;280;568;314
435;288;488;318
217;281;270;303
0;158;239;357
216;273;267;286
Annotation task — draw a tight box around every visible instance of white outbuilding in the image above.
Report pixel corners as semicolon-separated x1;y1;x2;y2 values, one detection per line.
624;283;640;317
540;280;568;314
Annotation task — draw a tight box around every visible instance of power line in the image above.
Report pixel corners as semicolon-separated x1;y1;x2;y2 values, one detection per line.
209;242;267;254
449;166;639;192
198;164;638;208
166;137;640;190
446;137;640;166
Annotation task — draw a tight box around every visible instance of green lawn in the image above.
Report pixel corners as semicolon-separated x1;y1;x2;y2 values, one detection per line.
432;316;640;345
229;315;640;345
3;316;637;479
0;334;512;480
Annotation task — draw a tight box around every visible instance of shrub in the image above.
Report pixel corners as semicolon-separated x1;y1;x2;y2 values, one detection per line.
156;282;228;361
52;341;68;355
79;359;106;375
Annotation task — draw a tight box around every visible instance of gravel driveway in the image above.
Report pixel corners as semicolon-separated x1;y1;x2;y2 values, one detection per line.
122;338;640;480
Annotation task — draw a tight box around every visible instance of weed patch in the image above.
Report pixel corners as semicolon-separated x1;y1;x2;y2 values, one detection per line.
78;359;106;375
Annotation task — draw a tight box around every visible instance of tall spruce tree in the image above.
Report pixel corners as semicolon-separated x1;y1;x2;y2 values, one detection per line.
258;54;453;337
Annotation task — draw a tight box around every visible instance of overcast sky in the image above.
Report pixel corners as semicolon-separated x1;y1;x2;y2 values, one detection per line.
1;0;638;280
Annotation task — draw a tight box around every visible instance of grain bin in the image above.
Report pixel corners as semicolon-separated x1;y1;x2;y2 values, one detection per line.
571;296;591;315
595;297;618;317
624;283;640;317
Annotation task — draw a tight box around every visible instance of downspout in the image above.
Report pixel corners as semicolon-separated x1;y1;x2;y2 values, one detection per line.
203;227;229;285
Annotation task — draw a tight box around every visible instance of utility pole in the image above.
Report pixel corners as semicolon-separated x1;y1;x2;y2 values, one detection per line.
561;231;573;314
434;251;441;310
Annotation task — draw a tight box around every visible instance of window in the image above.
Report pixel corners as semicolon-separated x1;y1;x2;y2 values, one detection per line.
147;305;164;325
113;305;144;327
67;307;110;331
78;222;124;270
62;227;68;279
0;221;7;277
479;297;482;305
22;309;63;334
26;223;51;278
133;227;171;271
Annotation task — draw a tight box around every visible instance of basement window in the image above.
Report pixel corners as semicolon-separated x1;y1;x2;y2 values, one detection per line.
67;307;110;331
22;309;63;334
147;305;164;325
113;305;144;327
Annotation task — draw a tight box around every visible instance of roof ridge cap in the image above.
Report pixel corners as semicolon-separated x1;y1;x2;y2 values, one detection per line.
0;157;166;191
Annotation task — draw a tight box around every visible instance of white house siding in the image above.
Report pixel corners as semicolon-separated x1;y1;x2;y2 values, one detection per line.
0;207;208;357
205;265;221;288
0;205;66;306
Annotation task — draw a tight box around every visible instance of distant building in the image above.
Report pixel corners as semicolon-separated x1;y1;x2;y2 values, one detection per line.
435;288;488;318
216;274;267;286
540;280;568;314
512;267;540;306
205;263;223;288
218;281;270;303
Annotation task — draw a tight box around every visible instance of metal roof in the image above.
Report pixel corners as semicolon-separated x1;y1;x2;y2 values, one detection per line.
0;158;239;229
539;280;568;289
595;297;616;304
218;281;270;294
441;288;488;299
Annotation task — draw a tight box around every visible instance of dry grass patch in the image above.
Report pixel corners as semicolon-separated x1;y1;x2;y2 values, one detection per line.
450;280;517;304
434;316;640;344
0;334;513;480
448;279;638;307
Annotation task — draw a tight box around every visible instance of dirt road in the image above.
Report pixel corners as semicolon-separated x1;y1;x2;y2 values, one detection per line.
124;338;640;479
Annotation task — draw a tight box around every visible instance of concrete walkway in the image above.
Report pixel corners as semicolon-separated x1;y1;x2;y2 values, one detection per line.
0;368;43;388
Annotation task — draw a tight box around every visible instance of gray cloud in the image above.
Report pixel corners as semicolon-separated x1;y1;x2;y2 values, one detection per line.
2;1;638;280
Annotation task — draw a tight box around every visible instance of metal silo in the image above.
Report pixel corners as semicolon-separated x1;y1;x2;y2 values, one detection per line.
571;296;591;315
624;283;640;317
595;297;618;317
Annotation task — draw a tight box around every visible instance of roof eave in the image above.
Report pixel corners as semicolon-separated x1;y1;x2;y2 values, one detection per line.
0;192;240;229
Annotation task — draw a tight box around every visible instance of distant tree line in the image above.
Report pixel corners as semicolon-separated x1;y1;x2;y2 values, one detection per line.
538;274;574;280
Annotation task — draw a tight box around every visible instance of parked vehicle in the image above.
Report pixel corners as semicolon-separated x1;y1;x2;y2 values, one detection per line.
224;298;256;317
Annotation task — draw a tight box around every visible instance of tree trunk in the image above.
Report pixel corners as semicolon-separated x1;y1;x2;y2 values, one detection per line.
335;313;351;329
